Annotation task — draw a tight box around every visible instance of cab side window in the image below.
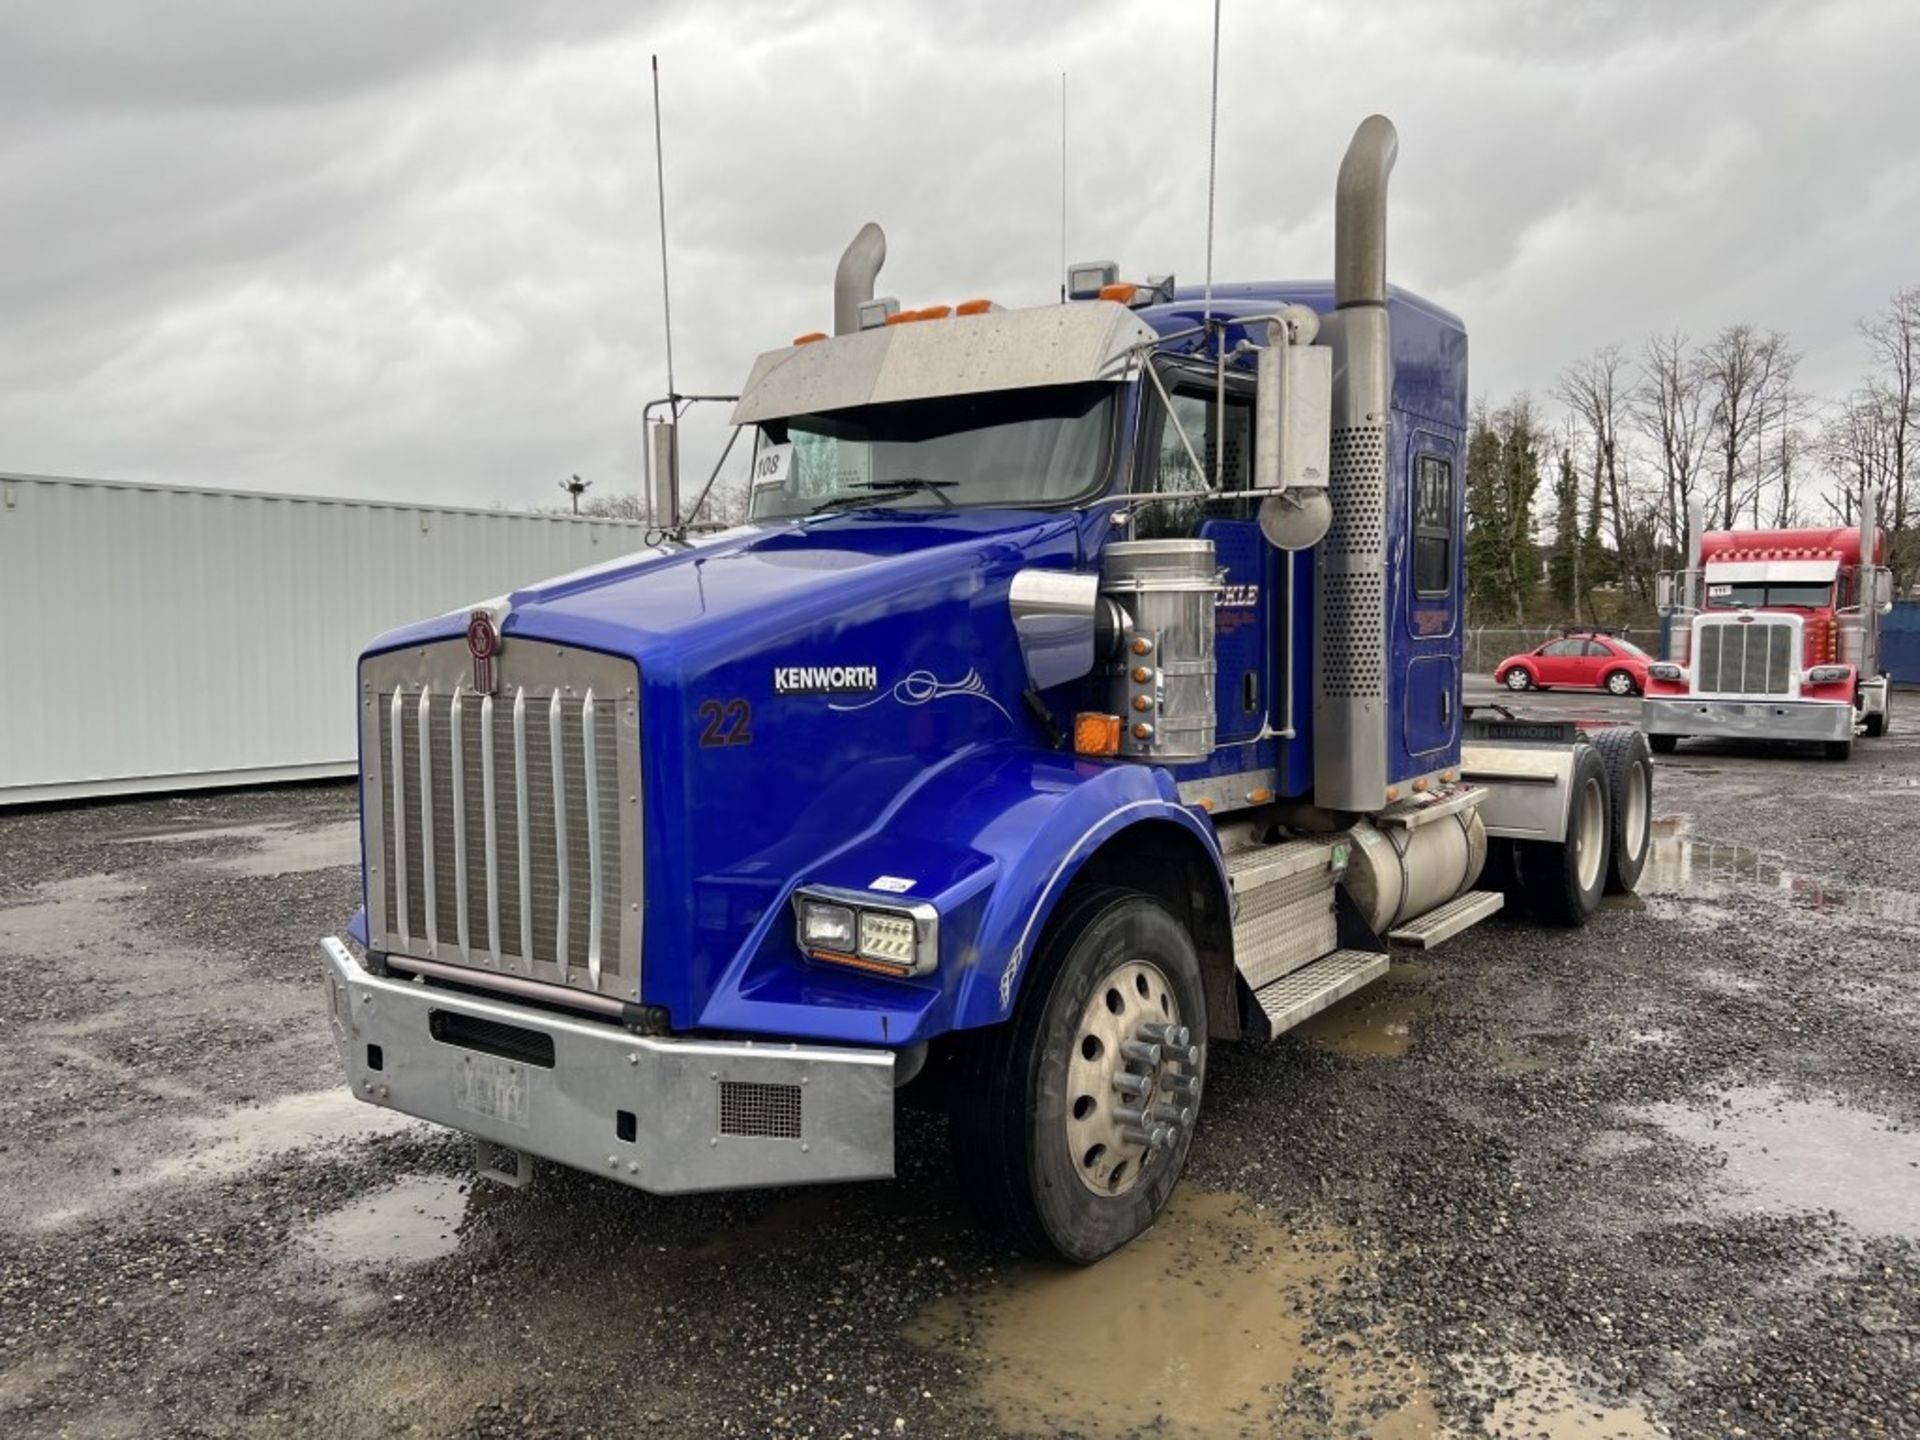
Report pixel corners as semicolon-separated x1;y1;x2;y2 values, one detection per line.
1136;387;1255;537
1413;454;1454;596
1539;639;1584;658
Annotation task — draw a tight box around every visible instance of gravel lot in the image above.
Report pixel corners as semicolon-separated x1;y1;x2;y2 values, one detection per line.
3;690;1917;1439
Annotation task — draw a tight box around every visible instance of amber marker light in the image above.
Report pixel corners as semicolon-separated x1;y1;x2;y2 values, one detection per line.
793;332;827;346
1098;282;1138;303
954;298;998;316
1074;712;1122;757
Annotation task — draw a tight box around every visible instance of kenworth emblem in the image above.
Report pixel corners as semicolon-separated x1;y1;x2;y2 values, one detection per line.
466;609;500;695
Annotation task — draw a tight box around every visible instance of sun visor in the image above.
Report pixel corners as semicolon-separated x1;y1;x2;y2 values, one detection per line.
1703;559;1839;584
730;302;1156;425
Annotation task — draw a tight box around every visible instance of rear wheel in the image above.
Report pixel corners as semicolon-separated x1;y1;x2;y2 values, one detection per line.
1589;727;1653;894
949;887;1206;1264
1504;668;1534;691
1648;733;1679;755
1517;743;1610;927
1604;670;1638;697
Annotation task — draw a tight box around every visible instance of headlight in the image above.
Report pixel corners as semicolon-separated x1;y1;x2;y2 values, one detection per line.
793;888;938;977
1648;662;1683;681
797;900;856;952
1807;665;1850;685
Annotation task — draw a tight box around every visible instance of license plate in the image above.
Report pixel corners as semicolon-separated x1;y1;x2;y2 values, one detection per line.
454;1055;531;1128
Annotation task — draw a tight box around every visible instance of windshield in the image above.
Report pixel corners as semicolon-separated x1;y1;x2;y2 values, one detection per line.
1705;581;1832;610
748;383;1114;520
1613;638;1651;659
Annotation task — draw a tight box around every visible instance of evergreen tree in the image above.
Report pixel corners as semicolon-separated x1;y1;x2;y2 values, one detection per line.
1548;443;1581;612
1465;398;1545;621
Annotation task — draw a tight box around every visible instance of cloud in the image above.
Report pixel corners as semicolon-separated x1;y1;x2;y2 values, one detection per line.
1;1;1914;508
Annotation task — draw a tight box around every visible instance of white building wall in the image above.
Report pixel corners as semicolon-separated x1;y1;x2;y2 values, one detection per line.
0;473;658;804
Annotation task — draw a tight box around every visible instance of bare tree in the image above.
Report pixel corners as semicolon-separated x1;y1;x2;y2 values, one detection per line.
1821;387;1900;526
1634;333;1712;558
1700;325;1798;530
1555;346;1645;600
1859;285;1918;580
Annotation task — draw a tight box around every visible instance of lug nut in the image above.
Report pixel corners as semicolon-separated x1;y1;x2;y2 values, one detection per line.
1167;1043;1202;1067
1113;1105;1147;1127
1139;1022;1191;1049
1150;1104;1193;1128
1111;1071;1153;1099
1121;1039;1162;1066
1122;1124;1172;1150
1161;1072;1201;1097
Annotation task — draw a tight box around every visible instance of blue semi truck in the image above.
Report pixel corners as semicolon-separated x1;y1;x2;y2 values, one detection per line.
320;116;1653;1262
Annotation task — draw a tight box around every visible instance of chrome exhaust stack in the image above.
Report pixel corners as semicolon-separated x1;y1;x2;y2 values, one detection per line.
833;222;887;336
1314;116;1399;812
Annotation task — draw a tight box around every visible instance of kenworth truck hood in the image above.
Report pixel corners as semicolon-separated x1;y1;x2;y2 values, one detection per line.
364;508;1087;1030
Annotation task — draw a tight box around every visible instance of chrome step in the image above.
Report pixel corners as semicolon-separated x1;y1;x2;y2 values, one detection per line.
1227;838;1343;991
1252;949;1388;1036
1386;889;1504;950
1224;836;1343;894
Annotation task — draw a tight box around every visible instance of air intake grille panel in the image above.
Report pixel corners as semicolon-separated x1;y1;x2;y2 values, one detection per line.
1695;620;1795;696
361;639;643;1000
719;1081;803;1140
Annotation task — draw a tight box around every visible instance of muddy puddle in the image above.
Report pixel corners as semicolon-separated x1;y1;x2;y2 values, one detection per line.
1639;817;1916;924
296;1174;470;1267
910;1188;1442;1437
1292;962;1434;1059
1636;1084;1920;1240
911;1187;1668;1438
116;819;358;875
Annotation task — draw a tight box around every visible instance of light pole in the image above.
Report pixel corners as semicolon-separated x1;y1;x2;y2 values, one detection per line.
560;474;591;515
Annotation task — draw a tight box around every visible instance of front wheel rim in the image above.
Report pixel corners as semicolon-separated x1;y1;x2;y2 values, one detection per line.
1507;671;1529;689
1063;958;1197;1199
1609;673;1633;694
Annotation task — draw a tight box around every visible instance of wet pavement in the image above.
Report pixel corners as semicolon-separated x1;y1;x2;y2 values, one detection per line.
2;691;1917;1437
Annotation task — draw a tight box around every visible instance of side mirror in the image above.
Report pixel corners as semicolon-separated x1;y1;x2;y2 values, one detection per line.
1252;308;1333;551
648;419;679;528
1654;572;1674;613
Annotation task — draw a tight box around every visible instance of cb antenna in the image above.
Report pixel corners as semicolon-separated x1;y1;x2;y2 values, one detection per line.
1202;0;1221;328
1059;71;1068;304
651;53;677;401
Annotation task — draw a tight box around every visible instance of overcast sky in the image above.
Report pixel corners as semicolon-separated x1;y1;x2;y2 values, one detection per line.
3;0;1916;510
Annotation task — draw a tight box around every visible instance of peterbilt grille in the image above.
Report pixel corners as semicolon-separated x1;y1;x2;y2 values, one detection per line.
1696;620;1794;696
361;641;642;998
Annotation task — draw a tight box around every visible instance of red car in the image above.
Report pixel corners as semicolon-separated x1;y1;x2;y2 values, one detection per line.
1494;632;1652;696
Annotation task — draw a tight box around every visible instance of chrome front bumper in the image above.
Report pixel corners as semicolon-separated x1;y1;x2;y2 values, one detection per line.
320;938;894;1194
1642;697;1854;744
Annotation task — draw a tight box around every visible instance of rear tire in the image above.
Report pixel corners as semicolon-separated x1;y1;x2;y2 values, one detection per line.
949;886;1206;1264
1589;727;1653;894
1648;733;1679;755
1517;743;1611;927
1604;670;1638;697
1504;668;1533;691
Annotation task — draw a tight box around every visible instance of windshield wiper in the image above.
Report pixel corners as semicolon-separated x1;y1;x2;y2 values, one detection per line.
815;478;958;512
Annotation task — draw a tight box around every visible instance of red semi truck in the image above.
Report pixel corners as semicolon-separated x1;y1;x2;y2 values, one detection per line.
1647;500;1893;760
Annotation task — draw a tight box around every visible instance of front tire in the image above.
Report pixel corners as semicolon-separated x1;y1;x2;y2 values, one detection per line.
1824;738;1853;761
1648;733;1679;755
1505;668;1534;691
949;887;1206;1264
1863;687;1890;738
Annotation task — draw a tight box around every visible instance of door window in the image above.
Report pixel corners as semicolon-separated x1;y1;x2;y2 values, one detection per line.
1539;639;1585;658
1135;385;1255;537
1413;454;1454;596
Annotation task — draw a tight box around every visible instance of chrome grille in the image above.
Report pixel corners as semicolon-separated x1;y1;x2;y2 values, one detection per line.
1695;619;1795;697
361;639;642;998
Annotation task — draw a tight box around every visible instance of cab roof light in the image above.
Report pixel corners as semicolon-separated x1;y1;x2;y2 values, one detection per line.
1067;260;1119;301
856;296;900;330
793;331;827;346
954;298;1000;316
1098;282;1138;304
918;304;952;320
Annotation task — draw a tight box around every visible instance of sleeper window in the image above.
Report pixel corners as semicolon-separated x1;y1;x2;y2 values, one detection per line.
1413;454;1454;597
